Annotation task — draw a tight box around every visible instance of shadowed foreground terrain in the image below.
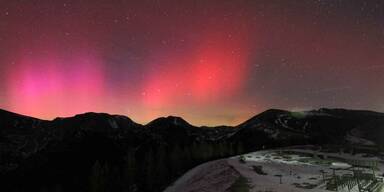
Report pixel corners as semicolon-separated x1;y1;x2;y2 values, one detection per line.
1;108;384;192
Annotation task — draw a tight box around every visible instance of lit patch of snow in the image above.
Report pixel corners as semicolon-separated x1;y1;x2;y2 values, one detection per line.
346;134;375;146
306;110;336;117
108;118;119;129
271;129;280;139
275;116;290;129
236;151;315;166
173;118;179;125
330;162;351;169
164;159;237;192
263;127;277;135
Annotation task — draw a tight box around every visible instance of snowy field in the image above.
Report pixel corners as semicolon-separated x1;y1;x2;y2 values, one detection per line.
228;148;384;192
164;146;384;192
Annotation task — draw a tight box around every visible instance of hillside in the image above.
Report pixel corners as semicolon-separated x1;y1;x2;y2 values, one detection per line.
1;108;384;191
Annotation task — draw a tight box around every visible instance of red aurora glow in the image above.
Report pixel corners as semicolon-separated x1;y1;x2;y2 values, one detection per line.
1;0;383;125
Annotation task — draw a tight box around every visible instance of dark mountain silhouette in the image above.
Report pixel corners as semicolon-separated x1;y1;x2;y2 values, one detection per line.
1;108;384;192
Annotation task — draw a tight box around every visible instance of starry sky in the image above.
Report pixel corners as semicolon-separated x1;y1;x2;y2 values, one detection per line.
0;0;384;126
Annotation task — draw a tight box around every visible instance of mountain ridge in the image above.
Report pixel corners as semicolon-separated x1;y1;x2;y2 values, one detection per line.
2;107;384;129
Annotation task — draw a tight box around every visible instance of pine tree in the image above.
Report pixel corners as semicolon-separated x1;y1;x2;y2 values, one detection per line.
144;149;154;191
170;145;183;176
123;149;136;189
236;142;244;155
154;146;168;189
89;160;106;192
228;143;235;156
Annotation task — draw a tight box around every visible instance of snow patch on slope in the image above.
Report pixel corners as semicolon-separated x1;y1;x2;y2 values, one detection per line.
108;118;119;129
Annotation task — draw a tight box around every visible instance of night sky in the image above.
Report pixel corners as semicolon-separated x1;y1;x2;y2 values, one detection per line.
1;0;383;126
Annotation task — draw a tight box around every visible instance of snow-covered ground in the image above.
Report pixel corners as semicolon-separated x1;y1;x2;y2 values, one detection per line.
164;159;239;192
229;148;384;192
165;147;384;192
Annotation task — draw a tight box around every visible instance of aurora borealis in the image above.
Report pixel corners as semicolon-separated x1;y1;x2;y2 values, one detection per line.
1;0;384;125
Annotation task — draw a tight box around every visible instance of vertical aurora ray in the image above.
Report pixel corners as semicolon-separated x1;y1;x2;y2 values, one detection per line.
5;42;107;118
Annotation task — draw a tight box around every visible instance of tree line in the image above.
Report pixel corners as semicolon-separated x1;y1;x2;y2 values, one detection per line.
88;141;245;192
